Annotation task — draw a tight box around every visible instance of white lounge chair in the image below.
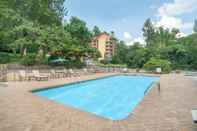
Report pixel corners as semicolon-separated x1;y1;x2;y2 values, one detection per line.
32;70;49;81
192;109;197;123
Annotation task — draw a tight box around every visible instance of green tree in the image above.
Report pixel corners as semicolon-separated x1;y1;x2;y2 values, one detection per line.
65;17;92;47
39;25;73;58
63;17;103;62
145;26;179;59
142;18;155;47
0;0;68;53
112;41;128;64
93;26;101;36
4;0;67;25
180;33;197;69
126;43;149;68
160;44;187;69
193;19;197;33
10;20;40;56
0;0;75;65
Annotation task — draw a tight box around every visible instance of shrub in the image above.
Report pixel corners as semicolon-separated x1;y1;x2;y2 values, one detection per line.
70;60;85;68
97;63;127;68
20;54;37;66
144;58;171;73
0;52;21;64
100;59;109;65
0;52;11;64
62;60;85;69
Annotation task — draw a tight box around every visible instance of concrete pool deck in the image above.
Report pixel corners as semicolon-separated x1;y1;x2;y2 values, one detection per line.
0;73;197;131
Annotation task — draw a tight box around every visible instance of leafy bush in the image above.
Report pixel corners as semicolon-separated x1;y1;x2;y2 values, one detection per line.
67;60;85;68
126;48;149;68
0;52;11;64
20;54;37;66
97;63;127;68
0;52;21;64
100;59;109;65
144;58;171;73
75;61;85;68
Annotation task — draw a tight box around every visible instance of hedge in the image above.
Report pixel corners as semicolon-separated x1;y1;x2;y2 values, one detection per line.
144;58;171;73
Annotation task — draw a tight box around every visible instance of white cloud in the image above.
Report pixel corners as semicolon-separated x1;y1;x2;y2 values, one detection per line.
156;15;182;29
176;32;188;38
155;0;196;31
158;0;197;16
155;15;193;30
123;32;132;39
123;32;146;46
126;37;146;46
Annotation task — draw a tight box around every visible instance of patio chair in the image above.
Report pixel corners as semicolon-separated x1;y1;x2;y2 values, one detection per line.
192;109;197;123
50;69;58;79
32;70;49;81
122;68;128;73
156;68;162;74
62;69;70;78
68;69;80;77
89;68;96;73
18;70;27;81
83;68;91;75
19;70;35;81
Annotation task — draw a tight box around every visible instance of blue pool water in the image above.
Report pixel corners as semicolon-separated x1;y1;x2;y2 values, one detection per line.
34;75;159;120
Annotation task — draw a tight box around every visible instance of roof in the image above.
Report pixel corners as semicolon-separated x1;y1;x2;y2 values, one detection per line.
92;32;110;41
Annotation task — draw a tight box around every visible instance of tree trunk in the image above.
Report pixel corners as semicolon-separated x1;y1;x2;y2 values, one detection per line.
23;47;27;56
38;48;44;58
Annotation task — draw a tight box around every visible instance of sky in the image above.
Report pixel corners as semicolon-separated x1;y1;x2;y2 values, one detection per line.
66;0;197;45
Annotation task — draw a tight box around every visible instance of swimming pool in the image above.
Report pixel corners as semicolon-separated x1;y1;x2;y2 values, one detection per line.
34;75;159;120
